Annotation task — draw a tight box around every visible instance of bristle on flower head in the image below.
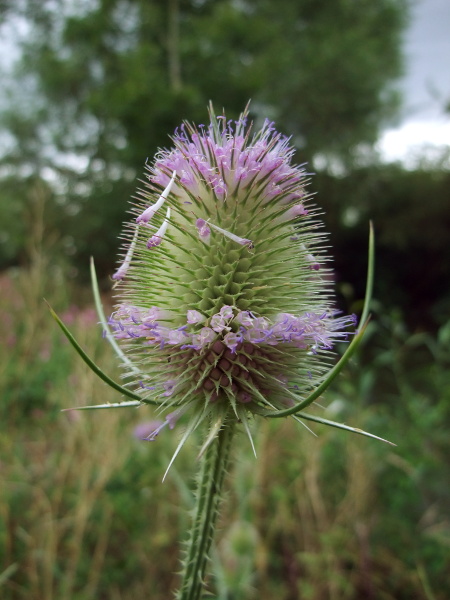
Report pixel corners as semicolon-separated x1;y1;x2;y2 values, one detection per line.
111;104;356;457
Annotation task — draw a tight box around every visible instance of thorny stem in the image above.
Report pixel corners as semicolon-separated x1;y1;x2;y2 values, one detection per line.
177;421;235;600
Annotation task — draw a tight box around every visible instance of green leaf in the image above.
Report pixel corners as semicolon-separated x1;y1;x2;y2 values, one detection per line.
62;400;141;411
360;220;375;327
46;301;159;406
261;222;375;420
298;411;395;445
90;257;143;376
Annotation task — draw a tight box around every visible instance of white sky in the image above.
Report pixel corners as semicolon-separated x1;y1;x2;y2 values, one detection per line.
377;0;450;163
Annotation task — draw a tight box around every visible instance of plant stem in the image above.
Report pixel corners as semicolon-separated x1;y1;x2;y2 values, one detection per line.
177;422;235;600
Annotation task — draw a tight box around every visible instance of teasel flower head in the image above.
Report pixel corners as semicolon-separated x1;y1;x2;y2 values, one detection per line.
108;104;360;468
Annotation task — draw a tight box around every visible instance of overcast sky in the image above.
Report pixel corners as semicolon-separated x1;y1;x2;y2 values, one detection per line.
378;0;450;162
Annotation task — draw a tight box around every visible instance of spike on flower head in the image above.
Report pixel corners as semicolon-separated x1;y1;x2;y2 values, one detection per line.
110;104;357;462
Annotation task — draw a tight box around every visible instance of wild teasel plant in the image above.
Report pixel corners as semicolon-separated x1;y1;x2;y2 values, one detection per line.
50;104;391;599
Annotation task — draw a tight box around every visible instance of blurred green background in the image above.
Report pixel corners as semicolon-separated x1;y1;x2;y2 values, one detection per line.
0;1;449;598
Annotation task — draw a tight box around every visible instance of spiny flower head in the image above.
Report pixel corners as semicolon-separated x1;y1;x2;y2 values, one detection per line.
110;105;356;459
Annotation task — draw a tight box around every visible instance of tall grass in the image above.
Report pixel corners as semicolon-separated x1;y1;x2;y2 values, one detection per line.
1;201;448;598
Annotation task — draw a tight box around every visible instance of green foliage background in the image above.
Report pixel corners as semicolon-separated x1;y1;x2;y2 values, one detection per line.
1;0;409;281
0;0;449;598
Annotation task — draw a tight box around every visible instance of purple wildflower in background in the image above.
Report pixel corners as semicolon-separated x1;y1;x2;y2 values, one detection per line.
133;420;165;441
110;105;356;460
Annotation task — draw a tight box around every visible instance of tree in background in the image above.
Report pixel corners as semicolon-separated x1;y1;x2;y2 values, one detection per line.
0;0;409;273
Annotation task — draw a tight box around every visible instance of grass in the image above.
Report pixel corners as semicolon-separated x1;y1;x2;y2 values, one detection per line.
0;234;449;599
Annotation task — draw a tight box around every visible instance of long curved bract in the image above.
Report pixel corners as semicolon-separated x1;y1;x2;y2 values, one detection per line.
260;222;375;420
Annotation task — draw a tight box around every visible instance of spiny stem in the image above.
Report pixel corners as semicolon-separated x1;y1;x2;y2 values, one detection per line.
177;421;235;600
